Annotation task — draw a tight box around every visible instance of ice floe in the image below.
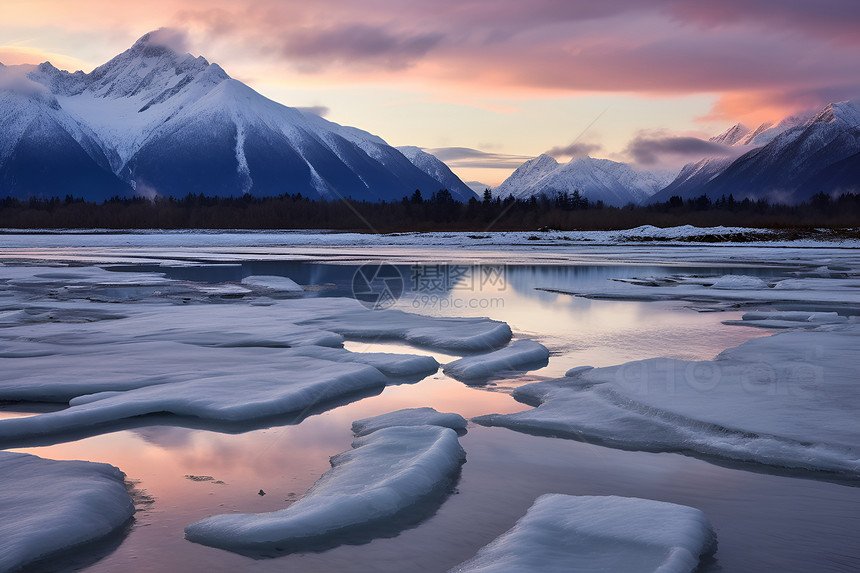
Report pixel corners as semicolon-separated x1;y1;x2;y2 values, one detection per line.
185;425;465;553
0;265;519;444
555;271;860;310
352;407;467;437
296;303;512;352
443;340;550;382
449;494;715;573
0;452;134;573
709;274;769;290
723;310;849;329
0;347;441;445
475;324;860;478
240;275;303;292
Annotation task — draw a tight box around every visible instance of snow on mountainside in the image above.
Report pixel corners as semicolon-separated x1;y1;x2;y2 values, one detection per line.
494;154;673;207
695;101;860;202
652;104;859;203
0;66;131;200
0;31;472;202
396;146;478;200
651;110;820;203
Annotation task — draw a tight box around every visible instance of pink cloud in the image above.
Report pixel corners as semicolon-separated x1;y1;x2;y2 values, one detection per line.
5;0;860;121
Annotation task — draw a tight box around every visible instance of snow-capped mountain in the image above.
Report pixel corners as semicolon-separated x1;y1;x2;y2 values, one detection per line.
395;146;477;200
701;101;860;202
1;31;474;202
650;114;815;203
0;66;131;200
651;104;859;203
493;154;673;206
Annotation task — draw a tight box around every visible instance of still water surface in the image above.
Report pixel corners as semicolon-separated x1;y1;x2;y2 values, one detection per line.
6;259;858;572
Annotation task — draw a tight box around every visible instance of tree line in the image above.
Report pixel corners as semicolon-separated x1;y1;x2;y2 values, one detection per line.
1;189;859;231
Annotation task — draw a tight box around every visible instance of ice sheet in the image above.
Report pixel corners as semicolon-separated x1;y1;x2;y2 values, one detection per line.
0;347;443;444
443;340;550;382
475;324;860;478
352;407;467;437
184;425;465;552
0;452;134;573
449;494;715;573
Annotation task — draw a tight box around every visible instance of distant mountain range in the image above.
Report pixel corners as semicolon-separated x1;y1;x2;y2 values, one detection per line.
493;154;674;207
492;99;860;206
651;103;860;203
0;32;477;203
4;30;858;207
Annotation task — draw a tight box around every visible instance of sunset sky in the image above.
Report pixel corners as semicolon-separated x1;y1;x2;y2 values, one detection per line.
2;0;859;185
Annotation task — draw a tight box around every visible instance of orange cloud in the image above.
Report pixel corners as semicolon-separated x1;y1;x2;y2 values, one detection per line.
2;0;859;123
0;46;91;70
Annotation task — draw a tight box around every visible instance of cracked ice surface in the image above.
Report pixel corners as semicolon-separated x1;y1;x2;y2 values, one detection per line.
450;494;715;573
185;425;465;553
475;324;860;478
0;451;135;573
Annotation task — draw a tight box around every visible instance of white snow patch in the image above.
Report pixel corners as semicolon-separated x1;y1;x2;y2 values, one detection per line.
709;275;769;290
352;407;467;437
240;275;303;292
185;425;465;551
0;452;134;572
450;494;715;573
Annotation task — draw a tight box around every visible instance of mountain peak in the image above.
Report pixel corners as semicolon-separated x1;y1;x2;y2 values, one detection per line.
711;123;750;146
811;101;860;127
129;28;190;59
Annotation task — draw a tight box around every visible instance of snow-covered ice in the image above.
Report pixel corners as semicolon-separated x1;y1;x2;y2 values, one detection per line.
352;407;467;437
240;275;303;293
450;494;715;573
723;310;849;329
0;451;134;573
475;324;860;478
0;347;440;444
185;425;465;552
563;269;860;309
0;264;525;444
6;225;856;254
443;340;550;382
297;304;512;352
709;274;769;290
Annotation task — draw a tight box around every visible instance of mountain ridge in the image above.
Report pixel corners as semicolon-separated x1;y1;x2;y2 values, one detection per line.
1;31;476;202
493;154;673;207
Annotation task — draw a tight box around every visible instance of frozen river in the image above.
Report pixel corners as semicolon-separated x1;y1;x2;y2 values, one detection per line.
1;230;858;572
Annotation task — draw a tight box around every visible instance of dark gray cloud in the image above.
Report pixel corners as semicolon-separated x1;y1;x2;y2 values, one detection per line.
625;134;738;165
281;24;443;70
296;105;330;117
171;0;860;118
546;142;603;158
426;147;533;169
